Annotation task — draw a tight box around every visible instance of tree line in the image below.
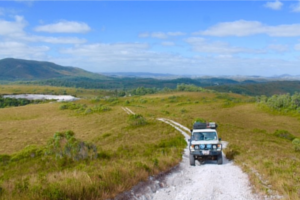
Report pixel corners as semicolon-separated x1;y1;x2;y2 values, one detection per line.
257;92;300;112
0;97;43;108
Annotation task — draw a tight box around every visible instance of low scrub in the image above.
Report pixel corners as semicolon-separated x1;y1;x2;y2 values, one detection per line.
273;129;296;141
128;114;147;126
292;138;300;152
60;102;111;115
46;130;98;161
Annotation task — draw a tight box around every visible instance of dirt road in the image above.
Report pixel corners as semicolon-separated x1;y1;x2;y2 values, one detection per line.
118;108;265;200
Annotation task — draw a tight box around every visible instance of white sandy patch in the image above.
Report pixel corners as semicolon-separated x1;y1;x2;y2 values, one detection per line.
3;94;79;102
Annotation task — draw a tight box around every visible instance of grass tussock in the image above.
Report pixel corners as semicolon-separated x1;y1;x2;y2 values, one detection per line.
128;114;147;126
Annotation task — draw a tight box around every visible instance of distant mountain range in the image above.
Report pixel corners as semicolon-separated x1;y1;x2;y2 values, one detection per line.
0;58;107;80
101;72;182;79
1;58;300;82
102;72;300;81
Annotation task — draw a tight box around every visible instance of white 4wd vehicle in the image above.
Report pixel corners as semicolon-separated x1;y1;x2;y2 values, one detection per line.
189;122;223;166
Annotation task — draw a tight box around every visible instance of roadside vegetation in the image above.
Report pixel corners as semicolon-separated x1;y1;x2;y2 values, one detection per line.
1;86;300;199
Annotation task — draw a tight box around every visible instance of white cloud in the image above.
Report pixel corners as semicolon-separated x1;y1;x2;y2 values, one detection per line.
0;7;18;16
151;32;168;39
267;44;289;52
196;20;300;37
0;15;26;37
291;0;300;12
185;37;263;54
138;32;149;38
264;0;283;10
161;41;175;46
14;0;35;6
0;41;49;58
35;21;91;33
60;43;150;63
59;42;200;73
167;31;185;36
139;31;185;39
0;16;86;44
23;36;86;44
295;42;300;51
5;38;295;76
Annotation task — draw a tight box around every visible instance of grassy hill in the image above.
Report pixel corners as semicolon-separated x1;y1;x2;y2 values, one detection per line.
0;58;107;80
0;86;300;199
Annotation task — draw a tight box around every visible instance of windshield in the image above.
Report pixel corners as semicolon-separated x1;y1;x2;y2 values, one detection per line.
192;132;217;141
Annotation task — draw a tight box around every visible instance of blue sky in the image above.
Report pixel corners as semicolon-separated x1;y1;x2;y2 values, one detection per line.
0;1;300;76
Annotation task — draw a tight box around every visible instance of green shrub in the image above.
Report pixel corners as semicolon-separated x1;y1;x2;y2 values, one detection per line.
274;130;296;141
161;110;170;115
0;154;11;164
46;131;98;161
98;151;111;160
180;108;187;113
292;138;300;152
59;104;68;110
128;114;147;126
139;98;147;103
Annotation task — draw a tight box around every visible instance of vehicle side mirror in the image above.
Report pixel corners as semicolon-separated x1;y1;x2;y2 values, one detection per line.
190;129;193;133
219;138;222;141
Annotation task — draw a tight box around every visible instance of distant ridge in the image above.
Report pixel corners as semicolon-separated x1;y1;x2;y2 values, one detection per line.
101;72;179;79
0;58;106;80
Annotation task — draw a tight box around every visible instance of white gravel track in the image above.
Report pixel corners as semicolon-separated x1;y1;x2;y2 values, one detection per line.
119;108;264;200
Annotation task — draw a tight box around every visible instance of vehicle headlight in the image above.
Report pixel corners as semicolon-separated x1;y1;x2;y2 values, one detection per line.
217;144;222;149
200;144;205;149
213;145;217;149
195;145;199;150
207;144;212;149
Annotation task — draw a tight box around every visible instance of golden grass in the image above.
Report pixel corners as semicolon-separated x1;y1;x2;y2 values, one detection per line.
1;88;300;199
0;90;186;199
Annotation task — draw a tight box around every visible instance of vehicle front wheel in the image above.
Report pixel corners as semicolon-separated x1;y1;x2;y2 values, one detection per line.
217;154;223;165
189;154;195;166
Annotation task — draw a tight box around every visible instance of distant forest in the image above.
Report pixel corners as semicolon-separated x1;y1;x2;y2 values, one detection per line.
12;77;300;97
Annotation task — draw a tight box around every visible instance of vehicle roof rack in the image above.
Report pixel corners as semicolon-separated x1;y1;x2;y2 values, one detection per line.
193;122;218;130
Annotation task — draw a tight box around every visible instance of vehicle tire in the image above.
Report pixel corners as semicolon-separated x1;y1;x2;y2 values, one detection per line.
217;154;223;165
190;154;195;166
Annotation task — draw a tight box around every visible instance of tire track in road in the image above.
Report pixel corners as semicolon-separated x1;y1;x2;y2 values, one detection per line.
122;107;135;115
